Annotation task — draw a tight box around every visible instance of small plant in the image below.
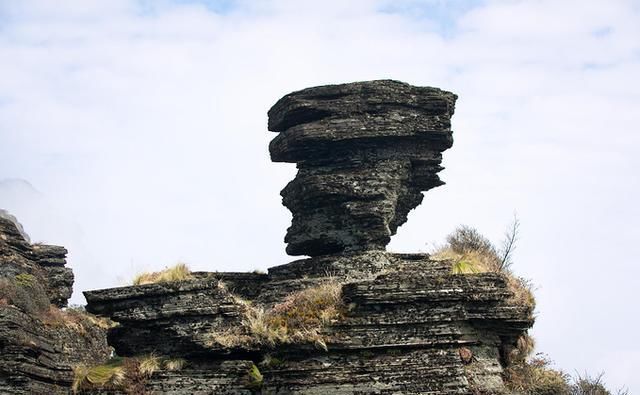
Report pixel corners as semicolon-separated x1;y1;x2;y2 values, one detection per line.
570;372;629;395
14;273;36;287
138;354;161;376
504;353;571;395
246;364;263;389
72;359;126;393
132;263;193;285
163;358;186;371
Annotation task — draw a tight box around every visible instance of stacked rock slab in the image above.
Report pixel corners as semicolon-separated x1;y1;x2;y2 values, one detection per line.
269;80;456;256
82;80;534;394
0;213;111;394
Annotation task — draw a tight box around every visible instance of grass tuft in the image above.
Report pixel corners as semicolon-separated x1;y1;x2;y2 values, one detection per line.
247;364;263;389
209;280;344;350
164;358;186;371
138;354;161;376
73;355;186;393
132;263;193;285
432;223;535;312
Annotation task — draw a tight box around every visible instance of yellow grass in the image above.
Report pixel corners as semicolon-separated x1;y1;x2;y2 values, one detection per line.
209;280;344;351
164;358;186;371
138;354;161;376
72;360;125;393
132;263;193;285
73;355;183;393
432;247;535;311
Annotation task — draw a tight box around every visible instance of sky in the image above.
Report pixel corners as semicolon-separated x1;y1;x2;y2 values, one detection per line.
1;0;639;391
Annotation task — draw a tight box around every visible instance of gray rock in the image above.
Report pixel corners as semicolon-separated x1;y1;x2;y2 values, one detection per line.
0;215;110;394
84;253;533;394
268;80;456;256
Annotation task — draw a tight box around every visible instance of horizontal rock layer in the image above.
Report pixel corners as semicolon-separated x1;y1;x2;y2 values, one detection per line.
0;306;111;394
85;253;533;394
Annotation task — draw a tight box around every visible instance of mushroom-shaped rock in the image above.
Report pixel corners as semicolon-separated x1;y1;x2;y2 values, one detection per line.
268;80;457;256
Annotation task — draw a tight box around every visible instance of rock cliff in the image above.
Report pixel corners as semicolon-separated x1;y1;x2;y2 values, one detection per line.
0;214;111;394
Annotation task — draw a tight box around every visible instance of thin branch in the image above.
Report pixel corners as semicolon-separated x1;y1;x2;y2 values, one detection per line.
499;214;520;271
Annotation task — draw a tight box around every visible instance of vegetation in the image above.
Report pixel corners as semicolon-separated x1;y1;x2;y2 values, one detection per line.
73;354;186;394
503;336;628;395
246;363;264;390
0;273;113;336
434;222;627;394
132;263;193;285
504;352;571;395
209;280;344;351
431;218;535;311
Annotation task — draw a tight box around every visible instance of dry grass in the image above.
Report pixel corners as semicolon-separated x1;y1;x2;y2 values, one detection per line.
42;305;114;335
163;358;186;371
132;263;193;286
73;355;185;394
431;225;536;312
138;354;161;376
72;359;126;393
209;280;344;351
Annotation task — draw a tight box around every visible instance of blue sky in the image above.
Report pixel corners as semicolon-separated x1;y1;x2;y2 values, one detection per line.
1;0;639;392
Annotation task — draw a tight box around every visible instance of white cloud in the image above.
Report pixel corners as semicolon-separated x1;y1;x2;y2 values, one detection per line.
0;0;638;391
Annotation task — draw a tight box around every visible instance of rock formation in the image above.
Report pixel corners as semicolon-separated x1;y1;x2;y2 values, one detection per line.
1;80;535;394
0;214;111;394
269;80;456;256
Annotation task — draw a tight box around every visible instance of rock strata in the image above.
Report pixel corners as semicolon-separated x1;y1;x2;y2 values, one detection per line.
0;213;110;394
268;80;457;256
84;253;533;394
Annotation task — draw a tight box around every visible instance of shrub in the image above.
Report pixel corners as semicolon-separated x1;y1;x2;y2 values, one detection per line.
446;225;498;259
72;359;126;393
209;280;344;350
570;372;629;395
132;263;193;285
431;221;535;312
504;353;571;395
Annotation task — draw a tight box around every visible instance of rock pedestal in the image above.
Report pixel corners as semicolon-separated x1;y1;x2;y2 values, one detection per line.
80;80;534;394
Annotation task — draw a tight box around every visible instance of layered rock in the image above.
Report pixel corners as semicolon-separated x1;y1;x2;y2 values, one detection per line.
84;253;532;394
0;212;73;307
76;80;533;394
0;213;111;394
268;80;457;256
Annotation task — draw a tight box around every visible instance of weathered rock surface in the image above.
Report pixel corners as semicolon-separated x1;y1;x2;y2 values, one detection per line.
0;213;111;394
0;214;73;307
84;253;533;394
268;80;457;256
